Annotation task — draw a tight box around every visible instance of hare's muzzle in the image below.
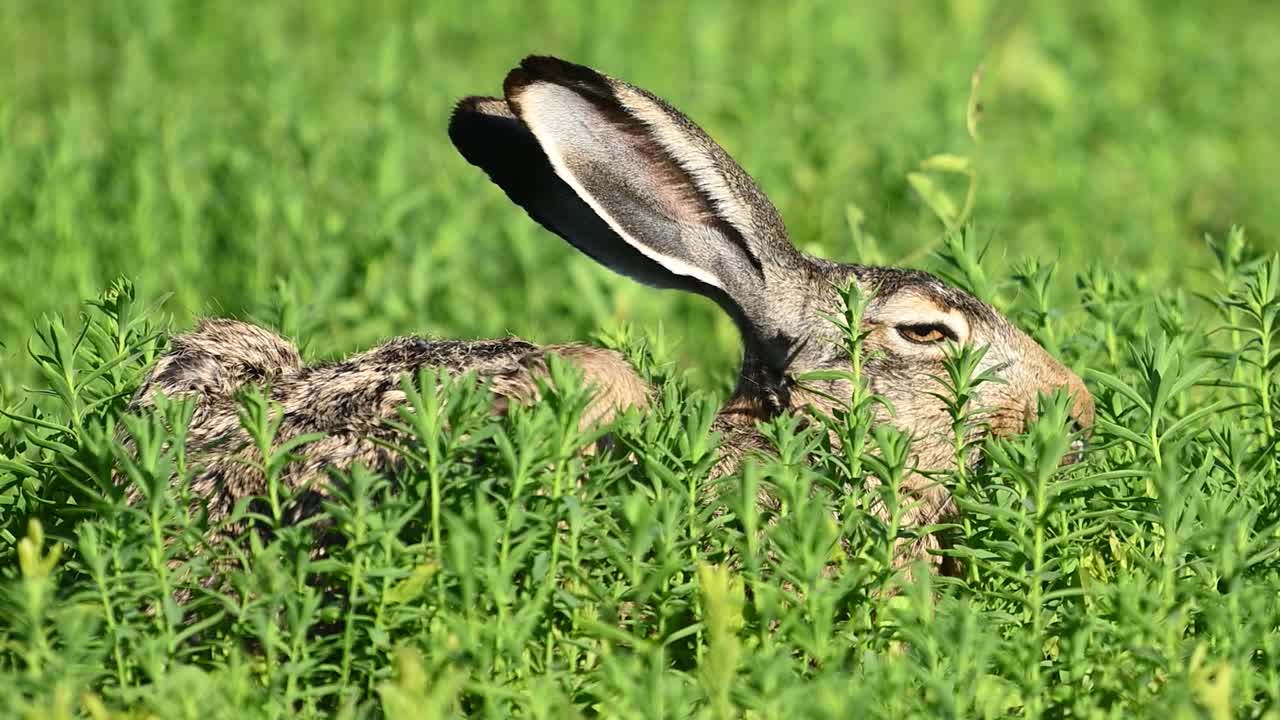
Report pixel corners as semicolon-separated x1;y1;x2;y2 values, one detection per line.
1060;370;1095;466
1064;419;1090;466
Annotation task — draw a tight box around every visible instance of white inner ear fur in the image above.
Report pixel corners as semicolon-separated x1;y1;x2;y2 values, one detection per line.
870;291;972;346
614;85;758;243
513;82;726;292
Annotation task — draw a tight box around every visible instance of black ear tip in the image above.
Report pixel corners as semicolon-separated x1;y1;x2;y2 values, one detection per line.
448;96;525;165
510;55;609;93
448;96;495;144
502;65;534;99
452;96;485;115
450;96;513;122
518;55;575;77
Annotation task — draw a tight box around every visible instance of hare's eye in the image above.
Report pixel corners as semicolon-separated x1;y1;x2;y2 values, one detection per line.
896;323;955;345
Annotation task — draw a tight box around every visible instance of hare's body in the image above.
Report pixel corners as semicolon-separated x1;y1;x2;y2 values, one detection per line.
129;56;1095;573
131;319;647;527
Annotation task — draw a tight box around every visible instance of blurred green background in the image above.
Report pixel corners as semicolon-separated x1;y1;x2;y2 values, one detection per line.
2;0;1277;389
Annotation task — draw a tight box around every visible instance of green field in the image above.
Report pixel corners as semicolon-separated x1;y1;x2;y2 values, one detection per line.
2;1;1280;717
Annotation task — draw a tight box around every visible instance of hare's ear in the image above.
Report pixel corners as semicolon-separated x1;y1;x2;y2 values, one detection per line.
449;96;700;293
450;56;800;330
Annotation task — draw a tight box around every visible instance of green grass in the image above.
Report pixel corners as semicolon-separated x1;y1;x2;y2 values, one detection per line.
2;1;1279;717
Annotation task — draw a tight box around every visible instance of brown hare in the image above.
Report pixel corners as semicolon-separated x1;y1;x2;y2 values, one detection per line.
127;56;1094;571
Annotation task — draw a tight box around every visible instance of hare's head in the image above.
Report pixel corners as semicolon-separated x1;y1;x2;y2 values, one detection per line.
450;56;1093;471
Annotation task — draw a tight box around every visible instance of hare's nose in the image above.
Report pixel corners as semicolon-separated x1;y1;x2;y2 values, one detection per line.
1034;370;1095;430
1060;371;1094;466
1063;419;1090;466
1065;371;1096;433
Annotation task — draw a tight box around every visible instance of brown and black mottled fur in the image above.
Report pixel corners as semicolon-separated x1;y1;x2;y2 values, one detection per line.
126;56;1096;580
125;319;649;534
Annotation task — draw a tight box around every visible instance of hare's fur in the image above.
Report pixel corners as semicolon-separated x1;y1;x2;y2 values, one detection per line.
126;56;1095;573
128;318;647;530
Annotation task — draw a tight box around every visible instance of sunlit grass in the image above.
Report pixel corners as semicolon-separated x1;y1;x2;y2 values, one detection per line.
2;1;1279;717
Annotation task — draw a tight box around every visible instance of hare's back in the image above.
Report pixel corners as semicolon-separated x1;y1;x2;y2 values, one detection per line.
271;335;550;433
